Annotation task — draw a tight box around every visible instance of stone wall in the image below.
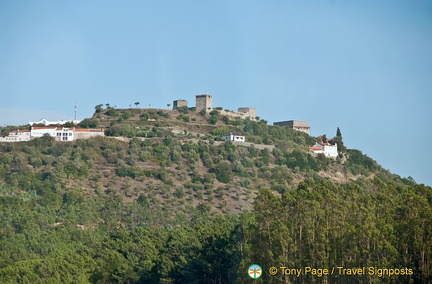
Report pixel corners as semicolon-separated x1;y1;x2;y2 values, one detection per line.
274;120;308;127
173;100;188;109
273;120;310;134
74;129;105;140
237;107;256;119
218;107;257;120
214;141;274;150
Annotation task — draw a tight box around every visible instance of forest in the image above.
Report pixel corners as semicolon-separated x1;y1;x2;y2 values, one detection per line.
0;111;430;283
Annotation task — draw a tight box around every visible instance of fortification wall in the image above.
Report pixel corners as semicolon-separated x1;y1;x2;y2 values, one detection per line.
173;100;188;109
292;120;309;127
237;107;256;119
274;120;310;134
218;107;256;120
274;120;309;127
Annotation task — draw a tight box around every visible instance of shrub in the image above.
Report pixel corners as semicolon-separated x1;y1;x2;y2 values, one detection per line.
208;115;218;125
213;162;232;183
78;119;99;128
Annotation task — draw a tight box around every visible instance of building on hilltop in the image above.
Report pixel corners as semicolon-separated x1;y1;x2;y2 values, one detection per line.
195;94;213;112
273;120;310;134
222;131;245;142
173;100;188;109
32;127;104;141
237;107;257;119
218;108;257;120
29;118;81;126
0;129;31;142
170;94;256;119
309;142;338;158
0;127;104;142
31;127;75;141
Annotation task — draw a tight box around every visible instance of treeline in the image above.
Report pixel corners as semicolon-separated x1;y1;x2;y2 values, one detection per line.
0;178;430;283
0;211;240;283
241;179;432;283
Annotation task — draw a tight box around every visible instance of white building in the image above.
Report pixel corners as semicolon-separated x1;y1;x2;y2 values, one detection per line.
222;132;245;142
29;118;81;126
309;142;338;158
0;129;31;142
31;127;75;141
32;127;105;141
1;127;104;142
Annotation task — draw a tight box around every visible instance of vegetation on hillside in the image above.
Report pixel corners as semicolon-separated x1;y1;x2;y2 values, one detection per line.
0;108;430;283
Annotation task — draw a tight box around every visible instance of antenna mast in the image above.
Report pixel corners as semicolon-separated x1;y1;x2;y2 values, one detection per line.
74;101;77;121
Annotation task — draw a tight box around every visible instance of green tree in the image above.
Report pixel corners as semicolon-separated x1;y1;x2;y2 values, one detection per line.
78;119;98;128
208;115;218;125
95;104;104;113
336;127;342;138
213;162;232;183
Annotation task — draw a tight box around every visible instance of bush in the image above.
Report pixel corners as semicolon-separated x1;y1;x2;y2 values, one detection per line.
174;187;185;198
209;110;220;116
176;106;189;114
105;108;119;116
213;162;232;183
208;115;218;125
78;119;99;128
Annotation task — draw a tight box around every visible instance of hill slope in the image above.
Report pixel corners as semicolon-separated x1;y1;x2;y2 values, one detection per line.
0;107;430;283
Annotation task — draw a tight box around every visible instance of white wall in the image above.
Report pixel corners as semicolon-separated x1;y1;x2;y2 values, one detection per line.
0;131;31;142
324;144;338;157
222;134;245;142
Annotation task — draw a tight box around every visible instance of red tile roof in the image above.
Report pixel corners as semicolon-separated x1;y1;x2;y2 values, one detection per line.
11;129;30;133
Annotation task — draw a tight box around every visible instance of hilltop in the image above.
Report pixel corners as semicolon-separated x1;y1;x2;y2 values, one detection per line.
78;105;399;210
0;105;411;215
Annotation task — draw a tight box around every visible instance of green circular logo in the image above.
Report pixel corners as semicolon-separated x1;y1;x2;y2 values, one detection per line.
248;264;262;279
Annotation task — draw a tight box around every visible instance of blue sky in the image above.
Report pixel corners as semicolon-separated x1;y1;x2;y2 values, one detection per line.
1;0;431;185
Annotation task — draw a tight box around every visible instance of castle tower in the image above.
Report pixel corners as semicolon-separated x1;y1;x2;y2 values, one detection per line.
238;107;257;119
173;100;188;109
195;94;213;112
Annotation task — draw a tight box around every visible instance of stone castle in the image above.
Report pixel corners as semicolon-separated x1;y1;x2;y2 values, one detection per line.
173;94;257;120
273;120;310;134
